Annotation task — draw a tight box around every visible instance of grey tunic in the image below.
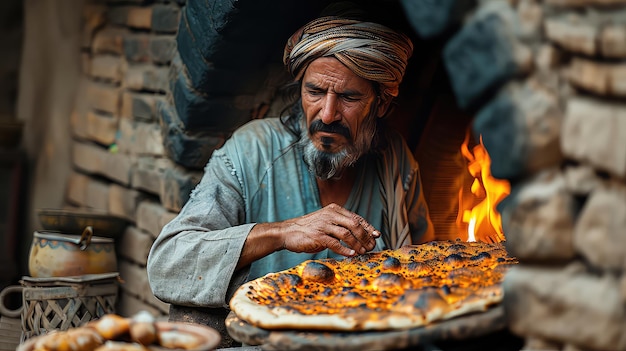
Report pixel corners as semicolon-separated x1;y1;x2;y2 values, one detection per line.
147;118;434;308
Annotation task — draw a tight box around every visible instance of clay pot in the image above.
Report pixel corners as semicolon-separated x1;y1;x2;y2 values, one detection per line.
28;227;117;278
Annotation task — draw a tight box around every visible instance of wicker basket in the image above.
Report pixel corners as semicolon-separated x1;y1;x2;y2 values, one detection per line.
19;273;119;342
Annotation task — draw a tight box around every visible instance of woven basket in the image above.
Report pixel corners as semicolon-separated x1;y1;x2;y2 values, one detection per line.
19;273;119;342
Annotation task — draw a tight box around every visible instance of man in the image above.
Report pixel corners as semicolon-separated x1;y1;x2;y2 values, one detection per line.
147;14;435;310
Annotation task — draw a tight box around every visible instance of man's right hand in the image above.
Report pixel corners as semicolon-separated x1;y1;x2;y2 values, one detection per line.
236;203;380;269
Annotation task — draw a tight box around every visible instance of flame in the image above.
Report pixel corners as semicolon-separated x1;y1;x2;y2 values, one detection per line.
457;132;510;243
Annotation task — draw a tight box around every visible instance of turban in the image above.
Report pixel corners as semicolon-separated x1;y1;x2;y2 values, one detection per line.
283;16;414;101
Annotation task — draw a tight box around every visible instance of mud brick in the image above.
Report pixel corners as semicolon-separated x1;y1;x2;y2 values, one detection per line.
443;2;533;109
89;55;124;83
473;79;563;180
400;0;474;38
124;64;169;93
91;27;126;55
123;33;150;63
561;96;626;178
500;168;576;263
117;119;165;156
72;141;136;185
118;226;153;265
86;110;118;146
136;200;177;238
82;4;107;49
150;35;176;64
159;166;202;212
574;184;626;271
567;58;626;97
601;25;626;58
158;100;225;169
86;80;121;115
545;16;598;56
131;156;175;195
66;171;91;205
563;164;607;195
151;4;180;33
169;62;254;131
85;177;110;211
117;261;162;310
121;91;164;122
109;183;147;223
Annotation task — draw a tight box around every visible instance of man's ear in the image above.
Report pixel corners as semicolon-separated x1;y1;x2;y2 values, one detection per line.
376;97;393;118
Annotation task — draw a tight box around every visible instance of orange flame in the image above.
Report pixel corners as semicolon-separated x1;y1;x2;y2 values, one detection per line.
457;132;510;243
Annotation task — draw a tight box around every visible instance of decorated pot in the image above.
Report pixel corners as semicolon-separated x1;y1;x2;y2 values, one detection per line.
28;226;117;278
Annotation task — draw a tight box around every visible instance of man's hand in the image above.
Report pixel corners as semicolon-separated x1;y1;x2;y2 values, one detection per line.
236;204;380;270
281;203;380;256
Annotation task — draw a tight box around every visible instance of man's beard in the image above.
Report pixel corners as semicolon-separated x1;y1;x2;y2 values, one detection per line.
298;109;379;180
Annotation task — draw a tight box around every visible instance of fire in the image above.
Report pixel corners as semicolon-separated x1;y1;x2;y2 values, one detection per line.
457;132;510;243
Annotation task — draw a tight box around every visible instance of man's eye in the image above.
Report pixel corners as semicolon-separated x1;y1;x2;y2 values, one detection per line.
342;96;360;102
308;90;324;96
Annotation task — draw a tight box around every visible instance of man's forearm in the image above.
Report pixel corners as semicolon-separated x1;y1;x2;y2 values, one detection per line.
236;222;284;270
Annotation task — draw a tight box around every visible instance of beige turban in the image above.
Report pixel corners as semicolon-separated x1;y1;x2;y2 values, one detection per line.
283;16;414;101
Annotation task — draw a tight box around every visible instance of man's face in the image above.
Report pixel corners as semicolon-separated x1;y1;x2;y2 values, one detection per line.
299;57;382;180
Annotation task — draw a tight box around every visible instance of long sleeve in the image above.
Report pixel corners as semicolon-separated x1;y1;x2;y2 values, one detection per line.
147;150;253;308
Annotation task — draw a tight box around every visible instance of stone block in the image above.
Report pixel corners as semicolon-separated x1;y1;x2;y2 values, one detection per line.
176;7;267;69
86;182;110;211
158;100;225;169
574;184;626;271
172;45;266;95
118;226;153;265
151;4;180;33
121;91;165;122
131;156;175;196
86;80;121;115
561;96;626;178
400;0;475;39
473;78;563;180
567;58;626;97
124;64;169;93
108;183;147;223
136;200;175;238
159;166;202;212
107;4;179;33
72;140;135;185
504;264;626;350
601;24;626;58
443;1;532;109
169;63;254;132
123;33;150;63
91;27;127;55
66;171;90;205
500;168;576;262
86;110;118;146
545;16;597;56
117;119;165;156
89;55;124;83
563;164;607;195
117;260;168;313
150;35;176;64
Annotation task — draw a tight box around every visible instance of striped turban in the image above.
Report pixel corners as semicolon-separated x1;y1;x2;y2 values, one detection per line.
283;16;414;102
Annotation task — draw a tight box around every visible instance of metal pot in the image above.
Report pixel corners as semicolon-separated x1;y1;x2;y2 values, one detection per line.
28;226;117;278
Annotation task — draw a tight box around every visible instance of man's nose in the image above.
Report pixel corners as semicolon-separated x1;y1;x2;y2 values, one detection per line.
320;95;341;124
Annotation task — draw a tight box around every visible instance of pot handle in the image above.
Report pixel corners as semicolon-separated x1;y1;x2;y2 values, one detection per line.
0;285;22;318
79;225;94;250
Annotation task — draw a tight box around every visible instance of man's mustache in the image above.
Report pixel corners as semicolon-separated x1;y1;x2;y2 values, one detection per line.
309;120;351;140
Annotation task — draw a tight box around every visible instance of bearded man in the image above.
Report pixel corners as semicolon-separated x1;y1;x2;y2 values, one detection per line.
147;14;434;313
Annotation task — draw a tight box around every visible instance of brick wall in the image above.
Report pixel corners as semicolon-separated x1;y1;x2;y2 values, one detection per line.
71;0;190;317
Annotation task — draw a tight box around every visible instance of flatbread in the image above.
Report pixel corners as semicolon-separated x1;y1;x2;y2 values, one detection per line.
229;240;517;331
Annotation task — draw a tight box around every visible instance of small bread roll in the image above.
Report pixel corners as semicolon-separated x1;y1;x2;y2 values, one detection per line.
129;312;157;346
91;314;131;340
158;330;203;349
33;328;104;351
93;341;149;351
